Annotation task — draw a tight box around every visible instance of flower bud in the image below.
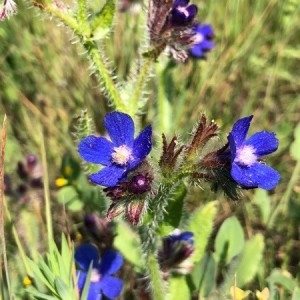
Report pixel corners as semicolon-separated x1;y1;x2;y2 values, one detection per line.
128;174;152;194
159;230;194;272
125;199;145;225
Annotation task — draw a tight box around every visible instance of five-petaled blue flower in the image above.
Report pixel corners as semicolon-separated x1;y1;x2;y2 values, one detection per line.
190;23;215;58
228;115;280;190
75;244;123;300
170;0;198;26
78;112;152;187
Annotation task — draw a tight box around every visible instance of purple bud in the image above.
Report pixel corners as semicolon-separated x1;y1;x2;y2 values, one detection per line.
26;154;37;167
128;174;152;194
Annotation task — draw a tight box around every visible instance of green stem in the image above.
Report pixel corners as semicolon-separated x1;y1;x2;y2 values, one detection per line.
268;159;300;228
33;1;125;112
147;252;165;300
130;56;154;114
83;41;127;112
77;0;90;36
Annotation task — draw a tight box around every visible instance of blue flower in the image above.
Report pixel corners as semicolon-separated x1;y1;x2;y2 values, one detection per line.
228;115;280;190
190;23;215;58
75;244;123;300
170;0;198;26
78;112;152;187
159;230;194;270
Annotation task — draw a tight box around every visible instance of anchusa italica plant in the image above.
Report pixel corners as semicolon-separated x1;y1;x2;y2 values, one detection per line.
2;0;284;299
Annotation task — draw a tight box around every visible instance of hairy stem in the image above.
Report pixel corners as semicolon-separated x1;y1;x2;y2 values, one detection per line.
32;1;125;112
147;252;165;300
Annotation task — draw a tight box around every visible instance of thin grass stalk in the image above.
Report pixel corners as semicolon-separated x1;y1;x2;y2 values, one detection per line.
40;125;53;248
268;160;300;228
3;197;32;277
0;115;12;299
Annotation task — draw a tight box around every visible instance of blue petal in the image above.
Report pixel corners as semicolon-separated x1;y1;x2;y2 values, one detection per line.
76;270;87;290
100;276;123;299
75;244;99;271
104;112;134;147
174;0;189;7
100;250;123;276
130;125;152;169
168;231;194;242
230;116;253;147
228;131;237;161
78;136;113;165
231;162;280;190
190;45;204;58
199;40;215;50
245;131;278;157
86;282;102;300
89;165;126;187
195;24;214;36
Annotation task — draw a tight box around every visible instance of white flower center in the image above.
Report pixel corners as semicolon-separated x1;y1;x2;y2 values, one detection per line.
111;145;132;165
177;6;189;17
235;145;257;167
192;33;204;44
91;269;101;283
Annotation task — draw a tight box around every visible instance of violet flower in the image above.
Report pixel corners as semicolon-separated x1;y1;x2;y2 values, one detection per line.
228;115;280;190
78;112;152;187
190;23;215;58
75;244;123;300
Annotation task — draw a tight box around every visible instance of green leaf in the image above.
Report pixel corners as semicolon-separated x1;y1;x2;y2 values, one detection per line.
290;122;300;160
114;221;142;269
267;269;297;292
55;277;71;298
187;201;217;264
192;253;217;297
90;0;115;40
214;216;245;264
292;287;300;300
253;189;271;224
56;186;83;211
235;233;265;287
167;276;191;300
25;287;58;300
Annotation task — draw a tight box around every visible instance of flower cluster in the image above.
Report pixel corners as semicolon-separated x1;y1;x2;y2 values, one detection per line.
78;112;153;223
75;244;123;300
147;0;215;61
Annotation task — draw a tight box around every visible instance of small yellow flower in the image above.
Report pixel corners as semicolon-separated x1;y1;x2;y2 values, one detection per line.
23;276;32;286
230;286;251;300
55;177;68;187
256;287;270;300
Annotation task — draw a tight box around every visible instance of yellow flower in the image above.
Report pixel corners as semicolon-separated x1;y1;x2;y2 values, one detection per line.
230;286;251;300
256;287;270;300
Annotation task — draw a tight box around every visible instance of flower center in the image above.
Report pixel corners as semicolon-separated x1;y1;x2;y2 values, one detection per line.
177;6;189;18
235;145;257;167
111;145;132;166
192;32;204;44
91;269;101;283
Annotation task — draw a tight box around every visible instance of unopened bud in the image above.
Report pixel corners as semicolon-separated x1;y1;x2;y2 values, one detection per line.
125;199;145;225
